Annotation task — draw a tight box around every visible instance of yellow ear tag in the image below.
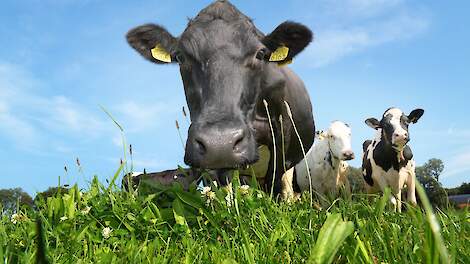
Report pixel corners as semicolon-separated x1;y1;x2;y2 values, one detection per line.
269;46;289;62
150;44;172;63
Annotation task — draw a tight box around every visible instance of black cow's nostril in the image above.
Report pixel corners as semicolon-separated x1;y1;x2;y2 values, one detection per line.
232;129;246;152
194;138;207;155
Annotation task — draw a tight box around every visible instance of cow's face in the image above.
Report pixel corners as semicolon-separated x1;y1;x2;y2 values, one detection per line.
365;108;424;150
126;2;312;169
326;121;354;160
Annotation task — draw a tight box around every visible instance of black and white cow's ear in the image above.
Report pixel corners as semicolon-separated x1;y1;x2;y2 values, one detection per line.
408;108;424;124
126;24;178;64
365;118;381;130
262;21;313;64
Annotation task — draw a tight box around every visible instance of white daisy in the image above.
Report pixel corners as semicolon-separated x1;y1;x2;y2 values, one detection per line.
102;227;113;239
239;185;250;195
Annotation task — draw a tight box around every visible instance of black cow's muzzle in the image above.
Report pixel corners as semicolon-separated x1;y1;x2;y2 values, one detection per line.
184;123;257;169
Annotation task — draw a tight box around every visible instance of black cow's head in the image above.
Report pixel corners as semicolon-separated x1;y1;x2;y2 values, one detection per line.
126;1;312;169
365;107;424;150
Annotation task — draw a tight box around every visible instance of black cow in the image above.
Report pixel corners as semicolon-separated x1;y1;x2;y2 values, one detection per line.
122;169;201;191
126;0;315;196
362;107;424;212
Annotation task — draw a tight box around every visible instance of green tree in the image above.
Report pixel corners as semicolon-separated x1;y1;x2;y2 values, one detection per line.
416;159;447;208
416;158;444;182
0;188;33;213
446;182;470;195
34;186;70;204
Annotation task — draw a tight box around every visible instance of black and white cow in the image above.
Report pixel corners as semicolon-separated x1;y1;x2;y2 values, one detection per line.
362;107;424;212
126;0;315;196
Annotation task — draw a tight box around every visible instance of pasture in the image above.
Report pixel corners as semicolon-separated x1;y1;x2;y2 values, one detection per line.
1;168;469;263
1;1;469;263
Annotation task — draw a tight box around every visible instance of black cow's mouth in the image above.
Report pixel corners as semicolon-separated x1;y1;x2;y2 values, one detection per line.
188;155;259;170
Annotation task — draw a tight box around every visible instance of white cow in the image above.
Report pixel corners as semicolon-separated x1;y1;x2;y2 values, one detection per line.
292;121;355;199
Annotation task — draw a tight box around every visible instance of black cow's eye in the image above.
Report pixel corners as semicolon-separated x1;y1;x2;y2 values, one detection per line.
255;48;268;60
175;52;186;64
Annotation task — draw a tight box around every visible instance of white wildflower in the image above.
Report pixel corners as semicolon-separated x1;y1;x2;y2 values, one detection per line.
10;213;20;224
225;192;233;207
60;216;68;222
200;186;211;196
207;191;216;200
239;185;250;195
205;191;216;206
81;206;91;215
212;181;218;188
225;183;233;194
102;227;113;239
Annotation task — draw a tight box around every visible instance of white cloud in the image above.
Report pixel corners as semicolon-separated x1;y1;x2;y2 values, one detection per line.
115;100;178;133
0;110;38;148
300;0;430;67
430;127;470;183
112;132;124;148
41;96;107;137
322;0;404;18
0;63;41;147
441;150;470;179
0;62;109;150
446;127;470;139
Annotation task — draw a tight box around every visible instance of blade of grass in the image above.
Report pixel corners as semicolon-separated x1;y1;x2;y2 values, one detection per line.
107;163;124;192
415;181;450;263
309;213;354;264
263;99;277;200
284;100;313;207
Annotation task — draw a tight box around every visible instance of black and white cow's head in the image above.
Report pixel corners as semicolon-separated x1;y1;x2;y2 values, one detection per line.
365;108;424;150
126;1;312;169
325;121;354;161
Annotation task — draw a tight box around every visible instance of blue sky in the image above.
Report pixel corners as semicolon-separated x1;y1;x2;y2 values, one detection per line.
0;0;469;194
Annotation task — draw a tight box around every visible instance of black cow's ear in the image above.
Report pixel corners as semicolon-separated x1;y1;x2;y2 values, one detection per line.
365;118;381;130
262;21;313;64
126;24;177;64
408;108;424;124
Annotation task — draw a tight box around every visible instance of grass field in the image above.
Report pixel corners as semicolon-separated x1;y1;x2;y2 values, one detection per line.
1;167;469;263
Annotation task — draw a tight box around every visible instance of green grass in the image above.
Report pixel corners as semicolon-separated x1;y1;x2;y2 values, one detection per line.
1;170;469;263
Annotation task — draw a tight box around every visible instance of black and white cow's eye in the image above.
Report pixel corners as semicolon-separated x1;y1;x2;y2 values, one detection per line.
255;48;268;60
